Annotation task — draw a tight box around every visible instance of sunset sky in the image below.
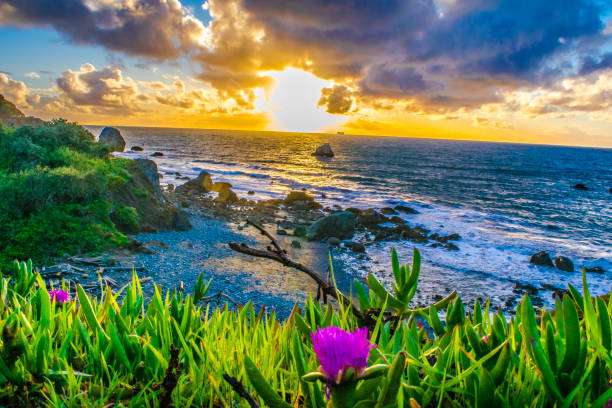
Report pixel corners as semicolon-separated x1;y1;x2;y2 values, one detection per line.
1;0;612;147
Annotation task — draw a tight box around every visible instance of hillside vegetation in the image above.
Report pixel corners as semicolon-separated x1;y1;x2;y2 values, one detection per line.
0;114;178;269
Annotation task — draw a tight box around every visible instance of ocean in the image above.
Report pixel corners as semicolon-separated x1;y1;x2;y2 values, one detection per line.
87;126;612;307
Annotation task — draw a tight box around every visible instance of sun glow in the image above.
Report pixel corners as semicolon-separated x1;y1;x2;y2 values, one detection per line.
261;68;344;133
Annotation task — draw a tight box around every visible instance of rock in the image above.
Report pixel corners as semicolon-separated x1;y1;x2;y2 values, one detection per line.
554;256;574;272
585;266;605;273
389;216;405;225
180;200;191;208
248;190;255;195
345;207;362;214
284;191;321;209
151;152;164;157
293;225;307;237
394;205;418;214
98;127;126;152
380;207;397;215
167;184;175;192
349;241;366;253
312;143;334;157
277;229;288;236
172;210;192;231
529;251;554;267
328;237;341;246
444;242;459;251
215;189;238;202
573;183;588;191
513;281;539;295
134;159;160;188
131;146;144;151
291;240;302;249
175;171;213;194
211;181;233;192
356;209;386;227
609;188;612;194
434;233;461;243
307;211;356;241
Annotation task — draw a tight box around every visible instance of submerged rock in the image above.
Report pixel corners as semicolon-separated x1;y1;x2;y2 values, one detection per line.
356;209;386;227
380;207;398;215
529;251;554;267
291;240;302;249
151;152;164;157
585;266;605;273
293;225;307;237
554;256;574;272
394;205;418;214
306;211;356;241
98;127;126;152
328;237;341;246
131;146;144;151
312;143;334;157
573;183;588;191
349;241;366;253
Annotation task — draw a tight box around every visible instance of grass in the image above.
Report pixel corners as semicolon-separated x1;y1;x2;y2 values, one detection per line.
0;250;610;407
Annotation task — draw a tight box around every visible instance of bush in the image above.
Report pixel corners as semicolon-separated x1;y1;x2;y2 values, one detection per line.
0;121;135;269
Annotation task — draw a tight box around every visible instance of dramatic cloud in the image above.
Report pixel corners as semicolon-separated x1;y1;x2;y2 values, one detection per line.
0;72;29;106
0;0;206;59
318;85;354;114
56;63;142;113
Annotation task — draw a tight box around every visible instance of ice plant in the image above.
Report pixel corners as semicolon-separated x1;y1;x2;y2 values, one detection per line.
49;289;70;303
311;326;373;384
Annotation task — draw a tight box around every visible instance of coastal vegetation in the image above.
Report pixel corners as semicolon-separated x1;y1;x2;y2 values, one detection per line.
0;251;611;407
0;117;182;270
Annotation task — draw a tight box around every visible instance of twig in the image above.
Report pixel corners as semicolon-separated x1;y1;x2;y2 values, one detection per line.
222;374;260;408
228;219;372;326
200;291;243;308
117;277;152;294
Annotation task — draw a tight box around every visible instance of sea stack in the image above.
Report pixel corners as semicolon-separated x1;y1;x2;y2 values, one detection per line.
98;127;126;152
313;143;334;157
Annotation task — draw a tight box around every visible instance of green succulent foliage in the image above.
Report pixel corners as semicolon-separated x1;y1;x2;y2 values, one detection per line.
0;253;611;407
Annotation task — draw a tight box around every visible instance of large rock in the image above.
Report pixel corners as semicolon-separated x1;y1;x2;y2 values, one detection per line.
175;171;213;194
554;256;574;272
529;251;554;267
134;159;160;187
306;211;356;241
98;127;126;152
172;210;192;231
312;143;334;157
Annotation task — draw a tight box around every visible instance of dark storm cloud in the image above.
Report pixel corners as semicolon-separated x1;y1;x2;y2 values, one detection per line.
0;0;205;59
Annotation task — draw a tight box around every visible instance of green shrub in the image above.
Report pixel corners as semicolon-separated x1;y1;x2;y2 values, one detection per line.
0;121;136;269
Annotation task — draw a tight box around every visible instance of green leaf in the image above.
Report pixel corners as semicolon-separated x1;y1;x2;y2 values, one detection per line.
244;355;292;408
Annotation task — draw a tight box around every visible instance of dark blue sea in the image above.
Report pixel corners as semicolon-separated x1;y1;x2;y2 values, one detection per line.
88;126;612;306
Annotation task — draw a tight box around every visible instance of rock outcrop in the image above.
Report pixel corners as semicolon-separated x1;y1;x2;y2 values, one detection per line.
554;256;574;272
175;171;213;194
98;127;126;152
306;211;356;241
529;251;554;267
312;143;334;157
0;94;44;127
284;191;322;210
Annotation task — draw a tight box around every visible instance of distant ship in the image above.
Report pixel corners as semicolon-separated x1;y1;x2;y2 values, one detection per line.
337;131;344;135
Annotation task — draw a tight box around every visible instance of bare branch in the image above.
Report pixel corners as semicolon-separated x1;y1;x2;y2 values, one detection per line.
222;374;260;408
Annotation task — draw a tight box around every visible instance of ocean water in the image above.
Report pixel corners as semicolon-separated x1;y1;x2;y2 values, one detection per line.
87;126;612;307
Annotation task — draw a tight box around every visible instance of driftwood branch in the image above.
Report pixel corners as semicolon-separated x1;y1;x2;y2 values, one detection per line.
229;219;374;325
222;374;260;408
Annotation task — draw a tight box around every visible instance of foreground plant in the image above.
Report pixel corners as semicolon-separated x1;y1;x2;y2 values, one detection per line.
1;250;611;407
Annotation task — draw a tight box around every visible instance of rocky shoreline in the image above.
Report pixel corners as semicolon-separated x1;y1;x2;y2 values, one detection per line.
45;129;607;317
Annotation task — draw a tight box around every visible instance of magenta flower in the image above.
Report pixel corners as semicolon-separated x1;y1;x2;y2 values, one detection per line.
311;326;374;384
49;289;70;303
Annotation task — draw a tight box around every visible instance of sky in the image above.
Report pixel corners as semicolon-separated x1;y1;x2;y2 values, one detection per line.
1;0;612;147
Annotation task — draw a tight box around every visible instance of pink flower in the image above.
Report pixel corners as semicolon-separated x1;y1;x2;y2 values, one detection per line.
49;289;70;303
311;326;374;383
